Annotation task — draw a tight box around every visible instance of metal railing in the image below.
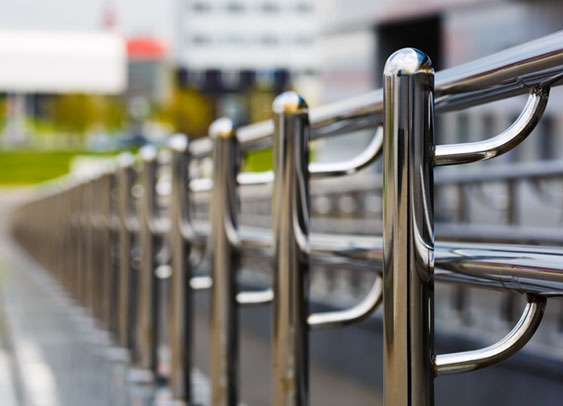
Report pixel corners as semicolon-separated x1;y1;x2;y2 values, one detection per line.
10;30;563;406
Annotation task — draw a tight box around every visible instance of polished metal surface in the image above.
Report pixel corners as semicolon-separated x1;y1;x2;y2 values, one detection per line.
434;242;563;296
434;296;546;376
307;276;382;329
136;145;159;374
271;91;311;406
308;125;383;177
237;226;563;295
116;153;136;349
209;118;241;406
168;134;194;402
201;125;383;189
9;30;563;406
434;89;549;166
382;48;435;406
100;172;114;332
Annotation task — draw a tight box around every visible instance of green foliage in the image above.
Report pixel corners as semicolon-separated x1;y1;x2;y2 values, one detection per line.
243;147;315;173
101;97;127;132
157;86;214;138
50;94;98;136
48;94;127;143
0;150;120;185
243;148;273;172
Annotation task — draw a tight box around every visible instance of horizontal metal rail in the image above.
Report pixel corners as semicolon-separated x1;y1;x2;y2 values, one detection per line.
235;226;563;296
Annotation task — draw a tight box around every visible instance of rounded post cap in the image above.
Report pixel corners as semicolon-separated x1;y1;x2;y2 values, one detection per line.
209;117;236;139
273;91;308;115
139;144;158;162
384;48;433;76
169;133;189;152
101;163;116;176
117;152;135;168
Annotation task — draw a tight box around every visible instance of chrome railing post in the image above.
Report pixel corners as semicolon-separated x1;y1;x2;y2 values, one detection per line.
117;153;135;350
272;92;310;406
92;177;102;319
209;118;240;406
108;172;120;337
85;179;95;313
383;49;435;406
100;172;113;331
136;145;159;375
168;134;195;402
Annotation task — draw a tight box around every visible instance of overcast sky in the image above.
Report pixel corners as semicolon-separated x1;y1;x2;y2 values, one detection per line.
0;0;174;41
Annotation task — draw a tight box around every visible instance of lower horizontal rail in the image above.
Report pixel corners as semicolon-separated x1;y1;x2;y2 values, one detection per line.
236;227;563;296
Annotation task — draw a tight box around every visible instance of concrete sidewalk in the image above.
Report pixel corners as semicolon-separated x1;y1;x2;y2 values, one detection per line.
0;189;215;406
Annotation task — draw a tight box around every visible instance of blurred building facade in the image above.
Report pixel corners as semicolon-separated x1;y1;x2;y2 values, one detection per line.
173;0;320;124
126;37;168;106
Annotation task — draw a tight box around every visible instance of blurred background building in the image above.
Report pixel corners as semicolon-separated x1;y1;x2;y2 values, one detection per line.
174;0;319;125
1;0;562;163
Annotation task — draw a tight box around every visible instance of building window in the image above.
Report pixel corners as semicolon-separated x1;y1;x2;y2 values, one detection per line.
226;35;246;46
191;35;211;45
226;2;245;13
262;2;280;13
261;35;279;46
294;36;313;45
191;2;210;12
294;2;312;13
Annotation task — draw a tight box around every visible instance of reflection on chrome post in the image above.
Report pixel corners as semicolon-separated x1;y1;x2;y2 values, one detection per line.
272;92;311;406
383;48;436;406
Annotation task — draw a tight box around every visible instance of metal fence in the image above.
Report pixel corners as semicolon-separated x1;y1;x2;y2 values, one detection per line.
10;31;563;406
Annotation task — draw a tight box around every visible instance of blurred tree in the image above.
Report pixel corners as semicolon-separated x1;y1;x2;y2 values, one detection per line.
157;86;214;138
242;84;276;171
50;94;98;142
49;94;127;145
101;96;126;132
247;84;275;123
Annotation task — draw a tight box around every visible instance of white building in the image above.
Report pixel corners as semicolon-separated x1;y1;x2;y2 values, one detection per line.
174;0;320;106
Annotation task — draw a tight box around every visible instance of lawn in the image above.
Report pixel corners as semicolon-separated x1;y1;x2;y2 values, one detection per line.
0;150;117;185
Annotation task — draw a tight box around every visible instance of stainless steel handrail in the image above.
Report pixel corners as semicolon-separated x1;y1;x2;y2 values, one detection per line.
434;296;546;375
434;88;549;166
10;30;563;406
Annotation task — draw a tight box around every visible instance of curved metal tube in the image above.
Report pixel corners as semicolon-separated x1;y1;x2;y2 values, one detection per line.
434;296;546;376
309;125;383;178
235;125;383;186
307;276;382;329
189;275;213;290
434;88;549;166
190;177;213;193
236;288;274;305
237;170;274;186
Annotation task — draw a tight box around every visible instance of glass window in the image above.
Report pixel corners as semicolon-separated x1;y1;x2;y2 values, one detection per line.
261;35;279;45
191;35;211;45
294;36;313;45
226;2;245;13
262;2;280;13
294;2;312;13
191;2;210;12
